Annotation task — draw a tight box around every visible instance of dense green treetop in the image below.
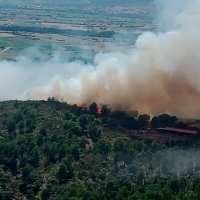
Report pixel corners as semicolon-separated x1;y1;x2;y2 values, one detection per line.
0;100;199;199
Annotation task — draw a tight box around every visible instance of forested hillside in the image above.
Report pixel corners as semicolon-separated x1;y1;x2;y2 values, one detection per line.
0;100;200;200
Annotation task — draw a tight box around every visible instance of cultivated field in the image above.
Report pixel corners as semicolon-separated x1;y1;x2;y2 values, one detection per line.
0;0;158;61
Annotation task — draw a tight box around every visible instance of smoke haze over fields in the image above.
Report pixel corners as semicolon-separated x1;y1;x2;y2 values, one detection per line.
1;0;200;118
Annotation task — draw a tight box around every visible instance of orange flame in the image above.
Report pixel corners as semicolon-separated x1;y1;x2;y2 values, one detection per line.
81;104;102;114
97;107;102;115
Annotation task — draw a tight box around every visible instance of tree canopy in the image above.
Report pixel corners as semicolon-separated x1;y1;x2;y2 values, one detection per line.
0;100;198;199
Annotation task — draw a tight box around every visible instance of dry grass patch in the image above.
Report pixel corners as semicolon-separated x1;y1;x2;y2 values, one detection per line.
0;32;16;37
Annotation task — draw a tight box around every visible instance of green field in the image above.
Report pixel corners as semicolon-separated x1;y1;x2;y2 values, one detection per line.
0;0;157;60
0;36;98;62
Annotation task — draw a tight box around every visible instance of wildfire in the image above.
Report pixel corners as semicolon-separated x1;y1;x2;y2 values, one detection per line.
97;107;102;115
81;104;102;115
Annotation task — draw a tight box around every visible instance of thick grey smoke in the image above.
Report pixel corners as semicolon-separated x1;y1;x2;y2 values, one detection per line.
1;0;200;118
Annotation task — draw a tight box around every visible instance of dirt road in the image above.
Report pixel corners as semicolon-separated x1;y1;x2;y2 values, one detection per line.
0;47;10;54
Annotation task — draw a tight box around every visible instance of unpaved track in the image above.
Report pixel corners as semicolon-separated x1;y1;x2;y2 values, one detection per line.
0;47;10;54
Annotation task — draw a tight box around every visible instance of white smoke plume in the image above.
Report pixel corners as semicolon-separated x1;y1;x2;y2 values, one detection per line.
1;0;200;118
